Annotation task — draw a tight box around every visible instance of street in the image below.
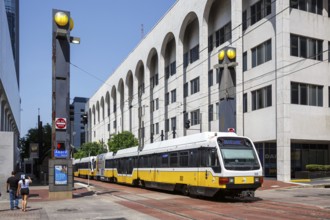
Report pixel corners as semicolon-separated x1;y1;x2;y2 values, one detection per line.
1;178;330;220
73;177;330;220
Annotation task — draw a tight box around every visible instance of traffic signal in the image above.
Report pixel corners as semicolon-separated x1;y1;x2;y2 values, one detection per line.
57;142;65;151
185;120;190;129
70;104;74;121
81;113;88;125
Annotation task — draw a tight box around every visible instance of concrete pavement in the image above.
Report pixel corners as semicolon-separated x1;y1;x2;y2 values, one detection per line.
0;178;329;219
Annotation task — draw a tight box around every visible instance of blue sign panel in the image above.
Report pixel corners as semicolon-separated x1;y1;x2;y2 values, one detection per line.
54;150;68;158
55;165;68;185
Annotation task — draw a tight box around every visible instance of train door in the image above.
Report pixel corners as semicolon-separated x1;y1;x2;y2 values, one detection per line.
197;148;207;188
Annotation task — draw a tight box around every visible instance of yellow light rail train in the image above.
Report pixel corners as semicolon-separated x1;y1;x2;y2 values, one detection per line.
73;132;263;198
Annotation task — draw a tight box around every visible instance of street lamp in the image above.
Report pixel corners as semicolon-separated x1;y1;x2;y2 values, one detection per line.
214;47;238;132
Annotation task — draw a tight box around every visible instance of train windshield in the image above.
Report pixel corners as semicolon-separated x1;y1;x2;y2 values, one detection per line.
217;137;260;171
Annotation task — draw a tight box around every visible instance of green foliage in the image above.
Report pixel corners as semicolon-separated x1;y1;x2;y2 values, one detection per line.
108;131;138;153
306;164;330;171
73;142;107;159
19;123;52;161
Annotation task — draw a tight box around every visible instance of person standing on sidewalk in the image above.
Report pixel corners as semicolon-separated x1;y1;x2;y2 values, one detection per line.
17;176;32;212
6;171;20;210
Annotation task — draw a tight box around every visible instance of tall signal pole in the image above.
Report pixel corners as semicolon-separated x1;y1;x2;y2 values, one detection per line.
49;9;80;200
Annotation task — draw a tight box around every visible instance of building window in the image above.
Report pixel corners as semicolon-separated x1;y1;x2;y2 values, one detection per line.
208;70;213;87
291;34;323;60
171;89;176;103
155;98;159;110
291;82;323;106
190;44;199;64
290;0;323;15
243;51;247;72
215;22;231;47
208;104;213;121
171;117;176;130
251;1;262;25
191;109;200;126
151;74;159;89
155;73;159;86
150;76;154;89
190;77;200;95
252;39;272;68
165;93;169;106
208;35;213;52
215;102;219;120
151;124;154;135
216;69;222;84
242;10;247;31
184;112;188;125
156;122;159;134
243;93;247;113
113;120;116;129
165;65;170;79
252;85;272;111
165;119;169;132
328;87;330;107
251;0;272;25
170;61;176;76
184;82;188;97
183;52;189;68
328;42;330;62
150;100;154;112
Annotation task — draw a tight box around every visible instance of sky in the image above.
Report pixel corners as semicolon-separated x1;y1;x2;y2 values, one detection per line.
20;0;177;137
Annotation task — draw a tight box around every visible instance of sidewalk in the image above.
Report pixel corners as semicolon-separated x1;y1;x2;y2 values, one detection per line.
0;178;328;219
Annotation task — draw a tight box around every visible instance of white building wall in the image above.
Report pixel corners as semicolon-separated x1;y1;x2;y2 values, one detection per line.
88;0;330;181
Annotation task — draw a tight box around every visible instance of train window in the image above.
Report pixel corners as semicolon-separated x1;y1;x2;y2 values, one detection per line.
128;157;133;174
161;153;169;167
189;149;199;167
139;156;145;168
179;151;189;167
207;149;221;173
170;152;178;167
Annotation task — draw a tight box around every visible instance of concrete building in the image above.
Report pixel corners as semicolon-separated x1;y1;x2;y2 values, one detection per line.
87;0;330;181
71;97;88;149
0;0;20;193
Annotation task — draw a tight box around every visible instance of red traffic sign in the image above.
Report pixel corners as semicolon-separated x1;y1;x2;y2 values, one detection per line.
55;118;67;130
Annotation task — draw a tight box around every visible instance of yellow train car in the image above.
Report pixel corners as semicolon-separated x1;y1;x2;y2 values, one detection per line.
73;156;97;179
102;132;263;198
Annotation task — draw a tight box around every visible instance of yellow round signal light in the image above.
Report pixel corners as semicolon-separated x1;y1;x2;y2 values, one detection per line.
227;48;236;60
54;12;69;26
218;50;225;61
69;18;74;30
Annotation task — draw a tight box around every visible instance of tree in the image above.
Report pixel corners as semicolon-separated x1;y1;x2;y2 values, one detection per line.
73;142;107;159
108;131;138;153
19;123;52;161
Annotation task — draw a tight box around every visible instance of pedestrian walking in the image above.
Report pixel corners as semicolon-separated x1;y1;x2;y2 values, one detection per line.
6;171;20;210
17;175;32;212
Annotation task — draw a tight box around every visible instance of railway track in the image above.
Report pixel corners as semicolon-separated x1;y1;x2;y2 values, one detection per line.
75;177;330;220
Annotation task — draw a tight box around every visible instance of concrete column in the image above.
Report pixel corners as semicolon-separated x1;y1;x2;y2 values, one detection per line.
275;0;291;181
231;0;243;135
